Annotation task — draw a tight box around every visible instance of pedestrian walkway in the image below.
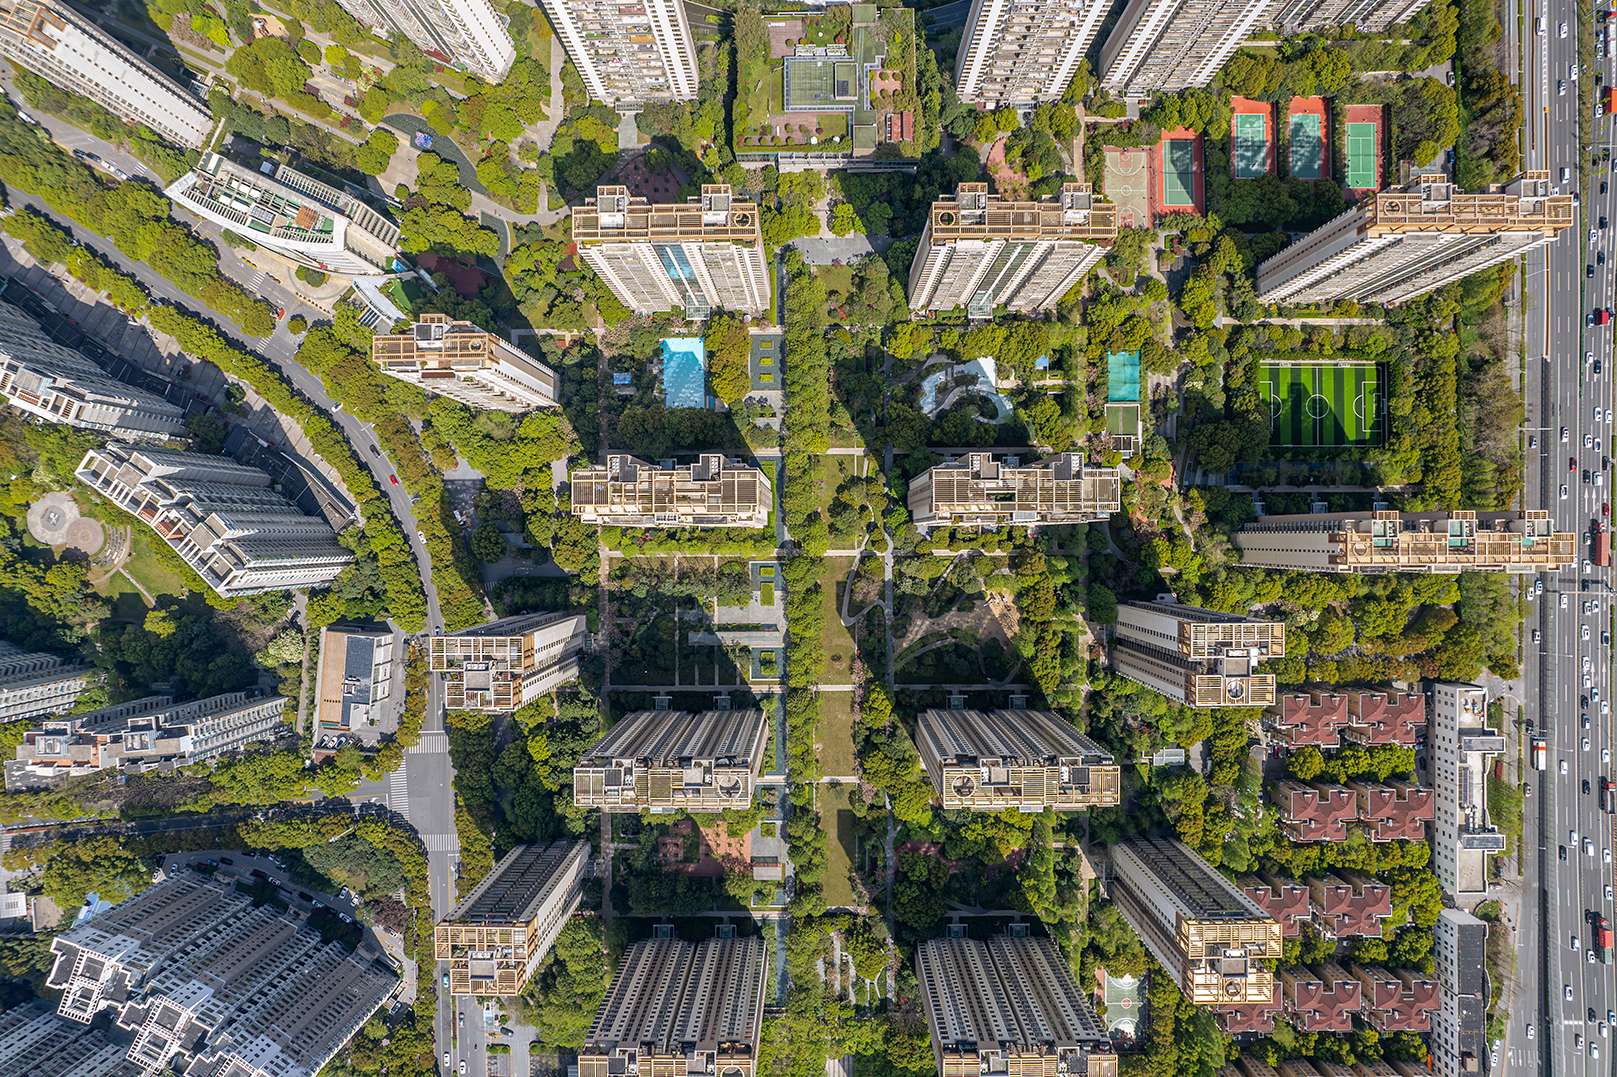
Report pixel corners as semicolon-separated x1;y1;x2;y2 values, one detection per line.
423;832;459;852
407;731;448;754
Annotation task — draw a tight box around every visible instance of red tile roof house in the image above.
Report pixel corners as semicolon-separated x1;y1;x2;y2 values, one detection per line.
1277;780;1358;842
1351;778;1435;841
1266;692;1351;748
1342;689;1426;747
1308;871;1393;937
1240;874;1312;937
1280;963;1362;1033
1213;982;1283;1034
1352;965;1440;1032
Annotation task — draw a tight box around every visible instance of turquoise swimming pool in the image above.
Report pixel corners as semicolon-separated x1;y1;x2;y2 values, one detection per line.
662;337;707;409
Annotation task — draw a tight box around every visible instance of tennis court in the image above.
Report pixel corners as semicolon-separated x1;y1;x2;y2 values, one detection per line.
1289;113;1322;179
662;337;707;409
1233;113;1267;179
785;57;854;110
1346;122;1377;189
1162;140;1195;207
1260;363;1383;447
1107;350;1141;403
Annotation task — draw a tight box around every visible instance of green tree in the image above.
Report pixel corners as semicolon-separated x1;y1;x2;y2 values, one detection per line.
705;313;753;404
471;521;509;564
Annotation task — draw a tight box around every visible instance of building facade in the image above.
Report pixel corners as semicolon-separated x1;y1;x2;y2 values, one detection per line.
580;935;766;1077
45;867;397;1077
1112;598;1285;707
435;840;590;996
1429;908;1488;1077
1108;835;1284;1007
1233;509;1576;574
1255;172;1573;305
167;153;402;278
914;707;1120;811
954;0;1108;108
571;454;772;528
5;690;288;790
430;611;589;711
1270;0;1433;32
333;0;514;80
916;933;1116;1077
574;185;770;318
370;313;560;411
0;0;211;148
0;640;86;725
908;184;1118;315
574;709;769;813
908;451;1121;529
75;446;353;597
0;299;186;440
313;625;396;739
1099;0;1277;96
541;0;697;105
1429;682;1505;899
0;1002;144;1077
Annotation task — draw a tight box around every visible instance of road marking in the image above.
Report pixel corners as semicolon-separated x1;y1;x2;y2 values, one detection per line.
424;832;459;852
388;769;408;813
407;731;448;754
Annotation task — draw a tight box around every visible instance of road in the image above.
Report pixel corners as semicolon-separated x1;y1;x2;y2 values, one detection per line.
1520;1;1617;1075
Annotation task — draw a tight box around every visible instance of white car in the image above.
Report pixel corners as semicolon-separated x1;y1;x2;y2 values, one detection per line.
1589;351;1596;365
1586;654;1594;670
1573;829;1581;845
1529;1023;1537;1040
1564;758;1572;774
1585;624;1593;640
1586;737;1593;752
1606;847;1612;864
1604;747;1612;763
1607;884;1614;900
1587;837;1596;855
1607;408;1612;423
1594;1044;1602;1060
445;1054;451;1068
1564;20;1570;36
1571;983;1578;1001
460;1063;468;1076
1599;406;1607;425
1575;933;1584;950
1602;1022;1609;1039
1589;433;1596;448
1562;80;1569;95
1564;484;1572;500
1574;63;1582;79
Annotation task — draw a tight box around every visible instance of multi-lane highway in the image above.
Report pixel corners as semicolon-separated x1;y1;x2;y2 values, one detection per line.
1524;1;1617;1074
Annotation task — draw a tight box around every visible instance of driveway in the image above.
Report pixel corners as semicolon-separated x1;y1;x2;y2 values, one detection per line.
793;235;894;264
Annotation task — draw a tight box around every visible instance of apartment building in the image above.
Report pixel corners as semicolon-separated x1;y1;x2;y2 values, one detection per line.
334;0;514;80
913;707;1120;811
1234;509;1576;574
1108;835;1283;1007
915;933;1116;1077
75;445;353;597
1429;681;1505;899
1350;778;1434;841
574;185;769;317
435;840;590;996
1266;691;1351;747
542;0;697;104
954;0;1107;108
0;1001;143;1077
5;690;288;790
580;935;766;1077
313;625;396;738
908;451;1121;529
0;0;211;148
574;709;769;813
1343;688;1426;747
1307;872;1392;937
1099;0;1278;96
1280;963;1360;1032
168;153;402;279
1277;780;1357;843
1353;965;1440;1032
1270;0;1433;33
1430;909;1489;1077
430;611;589;711
1239;875;1311;936
0;640;86;725
571;454;771;529
46;867;397;1077
1112;598;1284;707
1255;172;1574;305
370;313;560;411
0;299;186;440
907;184;1118;315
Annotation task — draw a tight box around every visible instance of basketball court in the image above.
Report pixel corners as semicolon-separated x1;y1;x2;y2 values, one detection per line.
1162;139;1195;207
1260;363;1383;447
1289;114;1322;179
1104;146;1150;229
1101;971;1144;1042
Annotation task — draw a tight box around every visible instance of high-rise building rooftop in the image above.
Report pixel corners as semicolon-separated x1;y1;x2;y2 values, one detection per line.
430;611;589;712
1100;0;1278;95
574;709;769;813
313;625;396;740
570;455;772;529
0;639;86;725
1234;508;1575;574
369;313;560;412
1112;599;1284;707
954;0;1108;108
1271;0;1433;32
332;0;515;81
908;452;1121;529
540;0;698;104
914;708;1120;811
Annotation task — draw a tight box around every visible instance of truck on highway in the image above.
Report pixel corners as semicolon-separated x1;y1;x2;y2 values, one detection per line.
1595;912;1613;965
1533;737;1549;770
1597;526;1611;568
1603;776;1615;812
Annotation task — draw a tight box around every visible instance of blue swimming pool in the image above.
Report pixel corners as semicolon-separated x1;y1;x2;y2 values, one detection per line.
662;337;707;409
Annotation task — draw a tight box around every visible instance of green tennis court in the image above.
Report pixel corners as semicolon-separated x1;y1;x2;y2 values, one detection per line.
1260;363;1383;447
785;57;840;110
1346;122;1377;189
1289;113;1322;179
1233;113;1267;178
1163;139;1195;207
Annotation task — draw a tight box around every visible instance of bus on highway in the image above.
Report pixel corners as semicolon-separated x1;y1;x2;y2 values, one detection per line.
1533;737;1548;770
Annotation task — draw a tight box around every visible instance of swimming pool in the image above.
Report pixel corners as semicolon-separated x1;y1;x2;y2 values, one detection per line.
662;337;707;409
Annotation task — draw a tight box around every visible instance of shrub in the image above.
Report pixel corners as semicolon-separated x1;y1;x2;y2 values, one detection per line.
287;314;308;334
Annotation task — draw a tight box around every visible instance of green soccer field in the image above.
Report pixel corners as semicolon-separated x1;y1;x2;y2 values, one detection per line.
1259;363;1383;447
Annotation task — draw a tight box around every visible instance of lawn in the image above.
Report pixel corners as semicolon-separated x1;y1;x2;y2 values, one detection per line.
818;781;859;908
1259;362;1384;447
816;113;849;140
816;264;855;300
117;529;186;600
820;556;856;684
818;690;857;778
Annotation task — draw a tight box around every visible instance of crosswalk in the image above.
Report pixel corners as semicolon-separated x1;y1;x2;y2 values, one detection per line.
423;833;459;852
407;731;447;755
387;770;408;813
245;269;266;292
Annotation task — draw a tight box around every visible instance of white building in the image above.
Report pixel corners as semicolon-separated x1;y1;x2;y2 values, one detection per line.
1429;909;1488;1077
334;0;514;81
1100;0;1278;96
1112;598;1284;707
370;313;560;412
430;611;590;711
0;299;185;440
0;641;86;725
1428;682;1505;900
1233;509;1576;574
313;624;397;740
75;445;353;597
954;0;1107;108
0;0;212;148
1271;0;1433;32
541;0;697;105
167;154;402;279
